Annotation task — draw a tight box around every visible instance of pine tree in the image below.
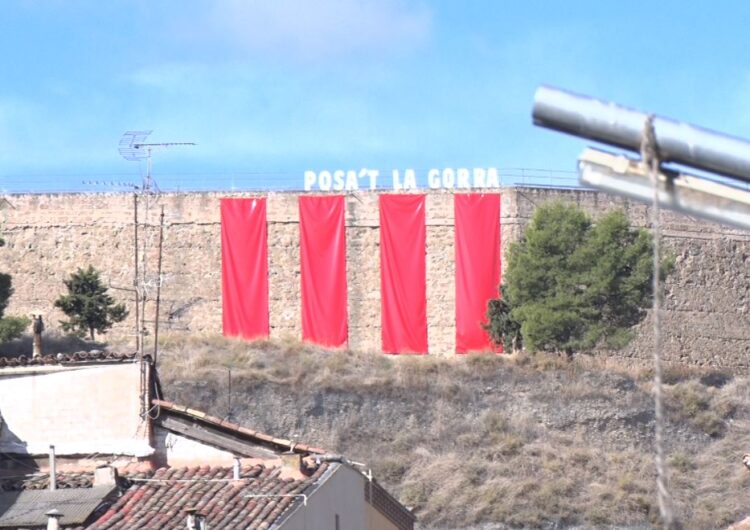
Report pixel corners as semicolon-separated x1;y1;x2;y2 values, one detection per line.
55;266;128;340
487;202;670;354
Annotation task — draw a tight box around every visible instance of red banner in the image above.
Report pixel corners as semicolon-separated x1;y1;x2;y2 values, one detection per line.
455;193;501;353
299;195;348;347
221;198;269;339
379;194;428;354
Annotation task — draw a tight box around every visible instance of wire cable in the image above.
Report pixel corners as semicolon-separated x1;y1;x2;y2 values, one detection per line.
642;115;679;529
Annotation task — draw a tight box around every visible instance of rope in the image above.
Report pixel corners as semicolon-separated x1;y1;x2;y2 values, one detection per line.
641;115;679;529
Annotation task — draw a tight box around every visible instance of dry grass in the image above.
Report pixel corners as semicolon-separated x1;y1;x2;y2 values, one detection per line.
156;333;750;529
665;380;738;438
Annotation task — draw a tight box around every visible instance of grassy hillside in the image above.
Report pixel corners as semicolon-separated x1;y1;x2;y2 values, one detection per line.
156;335;750;529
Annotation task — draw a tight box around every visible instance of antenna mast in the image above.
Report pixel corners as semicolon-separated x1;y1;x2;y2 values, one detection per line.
119;130;196;192
118;131;195;358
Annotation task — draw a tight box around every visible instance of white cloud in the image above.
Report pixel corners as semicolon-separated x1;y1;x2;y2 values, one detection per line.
179;0;432;62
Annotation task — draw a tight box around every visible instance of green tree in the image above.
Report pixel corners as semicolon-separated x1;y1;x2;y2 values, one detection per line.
54;266;128;340
0;237;29;343
487;202;669;355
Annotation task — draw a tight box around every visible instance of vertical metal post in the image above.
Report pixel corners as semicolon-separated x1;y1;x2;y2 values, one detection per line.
140;182;149;352
146;147;152;192
49;445;56;491
227;368;232;421
140;208;148;352
153;206;165;364
133;193;140;353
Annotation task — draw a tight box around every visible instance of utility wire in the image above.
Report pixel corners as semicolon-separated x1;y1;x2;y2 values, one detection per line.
642;115;678;529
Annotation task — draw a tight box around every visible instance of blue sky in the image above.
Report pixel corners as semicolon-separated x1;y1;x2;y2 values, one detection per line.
2;1;750;191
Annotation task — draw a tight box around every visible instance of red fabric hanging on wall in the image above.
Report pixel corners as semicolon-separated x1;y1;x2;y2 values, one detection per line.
299;195;348;347
379;194;428;354
455;193;501;353
221;198;269;339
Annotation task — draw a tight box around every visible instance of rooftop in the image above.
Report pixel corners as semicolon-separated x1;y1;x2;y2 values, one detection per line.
0;351;138;369
0;486;118;528
154;399;326;456
85;463;330;530
0;469;152;492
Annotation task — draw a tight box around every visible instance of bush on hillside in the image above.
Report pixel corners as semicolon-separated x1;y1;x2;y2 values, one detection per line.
484;285;522;353
486;202;671;354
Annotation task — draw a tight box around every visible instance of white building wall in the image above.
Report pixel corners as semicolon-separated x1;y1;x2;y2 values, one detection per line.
153;427;236;467
0;363;151;456
279;464;400;530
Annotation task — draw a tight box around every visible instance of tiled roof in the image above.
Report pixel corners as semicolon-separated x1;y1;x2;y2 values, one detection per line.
86;463;330;530
0;472;94;491
154;399;326;455
0;351;138;368
0;486;118;528
0;470;153;492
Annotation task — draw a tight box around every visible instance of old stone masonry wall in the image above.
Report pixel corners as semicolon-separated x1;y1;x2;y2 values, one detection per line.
1;188;749;368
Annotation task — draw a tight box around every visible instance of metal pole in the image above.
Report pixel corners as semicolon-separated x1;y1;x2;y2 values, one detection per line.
533;85;750;183
133;193;140;354
140;191;149;349
49;445;56;491
146;147;152;192
227;368;232;421
153;206;165;364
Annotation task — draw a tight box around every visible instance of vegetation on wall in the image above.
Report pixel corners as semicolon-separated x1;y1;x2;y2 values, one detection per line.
486;202;672;354
54;265;128;340
0;236;30;343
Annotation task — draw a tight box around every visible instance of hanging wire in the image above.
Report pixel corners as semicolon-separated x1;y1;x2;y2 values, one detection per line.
641;115;679;529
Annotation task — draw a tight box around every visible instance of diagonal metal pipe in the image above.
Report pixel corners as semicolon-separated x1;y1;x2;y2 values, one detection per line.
533;85;750;183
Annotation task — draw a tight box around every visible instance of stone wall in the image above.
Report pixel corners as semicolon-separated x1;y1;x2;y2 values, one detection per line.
505;188;750;370
1;189;749;368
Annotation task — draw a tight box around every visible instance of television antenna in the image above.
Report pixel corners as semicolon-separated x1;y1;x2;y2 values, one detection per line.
117;131;195;360
118;130;196;193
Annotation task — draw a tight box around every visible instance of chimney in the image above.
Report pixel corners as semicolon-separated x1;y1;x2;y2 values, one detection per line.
281;452;302;472
49;445;56;491
232;457;241;480
185;507;207;530
45;509;62;530
94;465;118;487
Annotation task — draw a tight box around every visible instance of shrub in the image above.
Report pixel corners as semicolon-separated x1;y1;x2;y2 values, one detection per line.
0;315;30;344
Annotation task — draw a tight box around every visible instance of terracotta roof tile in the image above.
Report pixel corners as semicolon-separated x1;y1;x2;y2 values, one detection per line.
0;351;138;368
0;470;153;492
219;419;241;430
86;464;328;530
